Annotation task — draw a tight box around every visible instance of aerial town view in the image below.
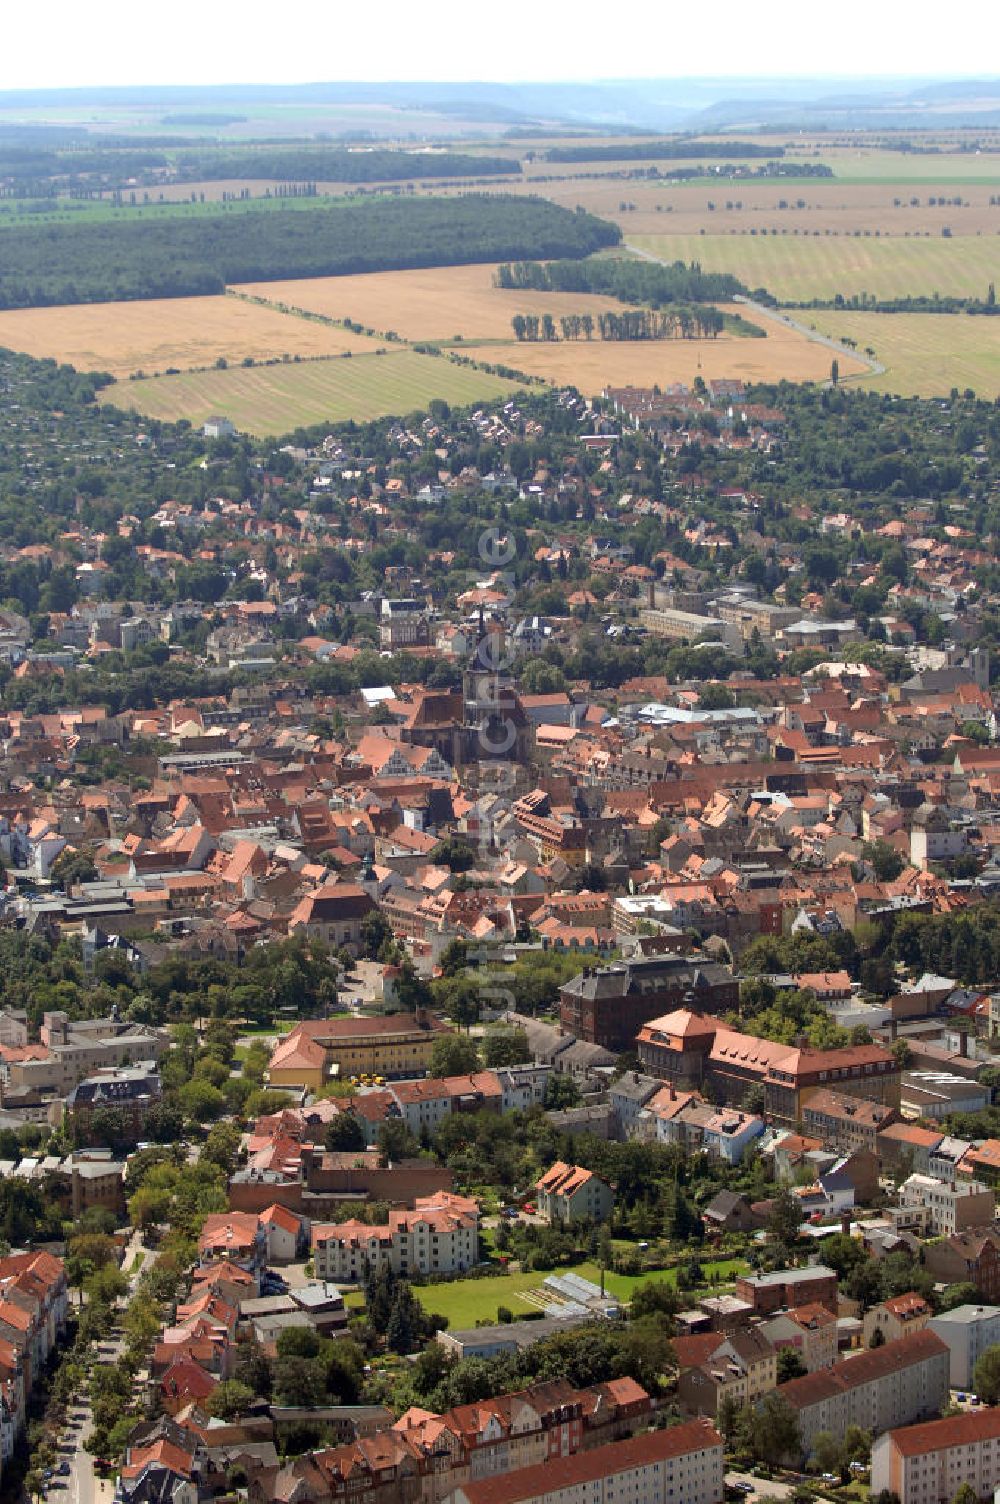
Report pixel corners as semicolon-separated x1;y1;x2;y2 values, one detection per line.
0;8;1000;1504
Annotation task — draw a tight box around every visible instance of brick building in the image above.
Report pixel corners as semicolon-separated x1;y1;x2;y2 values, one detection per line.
734;1266;839;1317
559;956;738;1054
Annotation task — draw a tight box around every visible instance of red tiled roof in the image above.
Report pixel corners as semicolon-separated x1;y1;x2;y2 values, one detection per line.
779;1330;947;1411
887;1407;1000;1457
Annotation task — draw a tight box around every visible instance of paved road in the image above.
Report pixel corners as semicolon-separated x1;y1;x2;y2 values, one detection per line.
726;1472;796;1504
732;295;887;377
624;241;886;380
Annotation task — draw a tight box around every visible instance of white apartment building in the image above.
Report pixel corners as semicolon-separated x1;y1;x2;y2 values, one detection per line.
900;1173;995;1236
311;1192;478;1282
928;1304;1000;1389
872;1409;1000;1504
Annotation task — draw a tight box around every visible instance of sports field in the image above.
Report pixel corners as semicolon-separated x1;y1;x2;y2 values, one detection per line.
627;233;1000;303
410;1257;748;1327
100;350;522;435
461;304;865;393
235;262;633;343
805;311;1000;398
0;294;381;378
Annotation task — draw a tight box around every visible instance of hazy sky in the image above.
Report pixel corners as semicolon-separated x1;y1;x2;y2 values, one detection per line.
2;0;998;90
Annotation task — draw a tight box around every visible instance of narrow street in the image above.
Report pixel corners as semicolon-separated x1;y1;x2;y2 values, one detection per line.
63;1230;156;1504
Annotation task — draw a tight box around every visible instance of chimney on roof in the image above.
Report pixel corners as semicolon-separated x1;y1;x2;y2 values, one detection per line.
959;1030;969;1058
669;1083;676;1101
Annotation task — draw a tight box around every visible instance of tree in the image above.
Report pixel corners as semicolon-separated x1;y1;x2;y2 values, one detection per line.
973;1343;1000;1404
860;839;905;882
430;1033;481;1078
767;1188;803;1246
544;1074;581;1110
394;960;433;1014
324;1113;366;1151
274;1355;325;1407
751;1392;802;1466
360;910;394;961
377;1119;420;1164
811;1432;842;1475
206;1380;253;1420
481;1029;531;1068
386;1283;422;1354
178;1077;226;1123
951;1488;978;1504
776;1346;807;1382
831;358;839;386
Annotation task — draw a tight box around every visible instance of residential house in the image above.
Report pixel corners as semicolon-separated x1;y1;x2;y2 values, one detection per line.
533;1163;614;1227
760;1304;838;1373
862;1293;932;1350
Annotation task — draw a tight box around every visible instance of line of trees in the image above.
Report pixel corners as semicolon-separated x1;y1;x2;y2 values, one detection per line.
510;305;725;340
0;194;621;308
494;255;744;305
785;284;999;316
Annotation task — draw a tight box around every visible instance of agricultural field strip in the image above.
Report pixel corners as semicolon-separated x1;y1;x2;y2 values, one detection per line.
0;293;383;379
803;309;1000;398
627;232;1000;302
100;349;522;436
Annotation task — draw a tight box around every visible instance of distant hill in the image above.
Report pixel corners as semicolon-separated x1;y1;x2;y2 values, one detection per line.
0;78;998;134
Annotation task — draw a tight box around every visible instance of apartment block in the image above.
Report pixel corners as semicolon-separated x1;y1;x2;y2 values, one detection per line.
900;1173;995;1236
927;1304;1000;1389
453;1418;725;1504
311;1191;478;1281
777;1330;950;1463
871;1409;1000;1504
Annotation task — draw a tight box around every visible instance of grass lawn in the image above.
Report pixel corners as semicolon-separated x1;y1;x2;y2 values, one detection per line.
410;1257;748;1327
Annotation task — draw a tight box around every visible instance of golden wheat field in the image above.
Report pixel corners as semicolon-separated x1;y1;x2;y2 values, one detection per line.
0;294;382;378
459;305;865;393
234;262;634;343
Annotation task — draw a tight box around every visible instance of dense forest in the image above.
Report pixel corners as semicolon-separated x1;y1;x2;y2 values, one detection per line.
0;145;521;196
543;139;783;162
172;148;521;184
494;255;745;304
0;195;621;308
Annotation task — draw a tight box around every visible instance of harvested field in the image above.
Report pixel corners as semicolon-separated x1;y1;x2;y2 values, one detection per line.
0;294;381;378
518;177;1000;238
460;305;865;393
805;311;1000;398
234;262;633;343
99;350;522;436
626;233;1000;302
